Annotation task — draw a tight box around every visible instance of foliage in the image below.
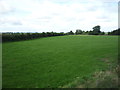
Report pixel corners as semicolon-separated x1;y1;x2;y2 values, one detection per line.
75;29;83;35
92;25;101;35
67;30;74;35
88;25;105;35
99;32;105;35
2;32;65;42
108;28;120;35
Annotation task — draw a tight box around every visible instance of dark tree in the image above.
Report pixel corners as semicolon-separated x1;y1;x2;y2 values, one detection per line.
68;30;74;35
2;32;65;42
75;29;83;35
92;25;101;35
108;28;120;35
88;30;94;35
99;32;105;35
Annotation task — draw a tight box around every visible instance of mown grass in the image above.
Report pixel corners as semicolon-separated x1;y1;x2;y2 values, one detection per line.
2;35;118;88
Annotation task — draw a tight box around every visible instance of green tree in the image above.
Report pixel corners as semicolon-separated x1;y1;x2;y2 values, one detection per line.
88;30;94;35
99;32;105;35
75;29;83;35
68;30;74;35
92;25;101;35
108;28;120;35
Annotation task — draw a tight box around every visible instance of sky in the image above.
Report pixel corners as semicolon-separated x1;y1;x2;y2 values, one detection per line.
0;0;119;33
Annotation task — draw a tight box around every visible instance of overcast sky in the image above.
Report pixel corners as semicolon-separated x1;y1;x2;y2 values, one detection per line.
0;0;119;32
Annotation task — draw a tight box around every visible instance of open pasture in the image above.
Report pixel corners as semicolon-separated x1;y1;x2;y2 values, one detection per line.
2;35;118;88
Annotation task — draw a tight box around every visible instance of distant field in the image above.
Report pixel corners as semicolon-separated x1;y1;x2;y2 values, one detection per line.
2;35;118;88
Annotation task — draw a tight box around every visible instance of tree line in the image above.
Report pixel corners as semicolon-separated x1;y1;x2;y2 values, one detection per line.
2;25;120;42
67;25;120;35
67;25;105;35
2;32;65;42
108;28;120;35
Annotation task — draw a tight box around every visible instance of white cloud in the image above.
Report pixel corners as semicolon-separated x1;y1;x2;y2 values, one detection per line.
0;0;118;32
0;17;22;26
0;0;15;14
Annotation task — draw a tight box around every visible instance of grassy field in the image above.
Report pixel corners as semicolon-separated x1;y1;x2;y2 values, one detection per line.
2;35;118;88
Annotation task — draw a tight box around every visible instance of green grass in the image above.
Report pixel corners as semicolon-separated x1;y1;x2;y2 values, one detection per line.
2;35;118;88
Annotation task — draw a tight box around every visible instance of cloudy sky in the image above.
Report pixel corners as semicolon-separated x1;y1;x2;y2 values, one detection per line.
0;0;119;32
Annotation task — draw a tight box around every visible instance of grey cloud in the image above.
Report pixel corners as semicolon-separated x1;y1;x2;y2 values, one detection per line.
97;16;111;22
64;17;85;22
38;16;52;20
0;19;22;26
102;2;118;13
97;16;109;19
87;6;98;11
11;21;22;25
0;0;16;15
0;8;15;15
